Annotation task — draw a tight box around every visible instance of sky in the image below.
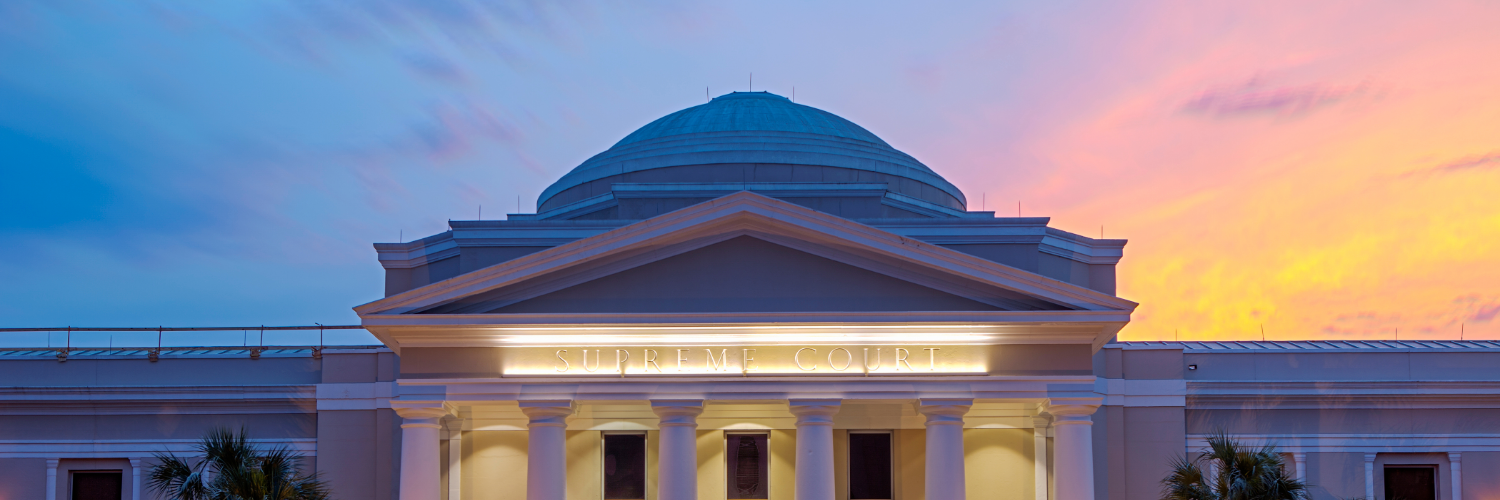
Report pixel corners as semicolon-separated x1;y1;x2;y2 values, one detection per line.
1;0;1497;346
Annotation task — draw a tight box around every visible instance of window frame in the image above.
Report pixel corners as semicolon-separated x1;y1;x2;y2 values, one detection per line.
1382;464;1439;500
724;431;772;500
68;469;124;500
601;431;649;500
846;430;894;500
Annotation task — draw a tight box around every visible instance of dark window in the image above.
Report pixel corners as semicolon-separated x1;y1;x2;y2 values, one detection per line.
603;434;647;500
848;432;893;500
726;433;769;499
71;471;122;500
1385;466;1436;500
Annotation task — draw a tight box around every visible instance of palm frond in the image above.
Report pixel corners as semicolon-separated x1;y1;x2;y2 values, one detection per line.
146;452;201;500
199;426;254;474
1161;454;1215;500
1183;431;1308;500
151;426;334;500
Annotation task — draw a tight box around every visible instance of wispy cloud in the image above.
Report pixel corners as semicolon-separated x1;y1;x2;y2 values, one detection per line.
1401;152;1500;178
1182;79;1368;117
403;52;468;83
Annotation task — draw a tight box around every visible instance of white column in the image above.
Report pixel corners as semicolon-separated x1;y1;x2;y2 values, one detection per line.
918;399;972;500
397;406;450;500
130;458;143;500
522;401;576;500
653;400;704;500
1047;403;1098;500
790;400;841;500
1033;415;1051;500
45;458;59;500
1448;452;1463;500
1364;453;1377;500
1291;452;1306;485
447;420;464;500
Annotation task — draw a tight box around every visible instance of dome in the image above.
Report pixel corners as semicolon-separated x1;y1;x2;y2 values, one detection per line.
537;92;968;214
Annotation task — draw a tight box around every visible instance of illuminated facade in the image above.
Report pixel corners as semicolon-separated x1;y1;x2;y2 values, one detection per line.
360;91;1132;500
5;92;1499;500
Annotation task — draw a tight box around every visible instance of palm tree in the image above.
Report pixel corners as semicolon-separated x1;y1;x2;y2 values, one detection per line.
147;427;331;500
1161;432;1308;500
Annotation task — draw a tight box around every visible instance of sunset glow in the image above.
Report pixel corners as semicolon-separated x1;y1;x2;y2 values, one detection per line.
1;1;1496;341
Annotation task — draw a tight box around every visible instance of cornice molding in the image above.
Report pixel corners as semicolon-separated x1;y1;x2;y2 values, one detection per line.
0;385;316;415
361;316;1124;352
0;438;317;459
389;374;1100;403
1186;380;1500;409
1188;380;1500;394
1184;433;1500;453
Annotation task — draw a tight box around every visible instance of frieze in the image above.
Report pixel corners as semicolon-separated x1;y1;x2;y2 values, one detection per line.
499;345;989;376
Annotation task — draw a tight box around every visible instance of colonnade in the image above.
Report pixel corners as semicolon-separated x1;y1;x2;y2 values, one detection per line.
395;400;1098;500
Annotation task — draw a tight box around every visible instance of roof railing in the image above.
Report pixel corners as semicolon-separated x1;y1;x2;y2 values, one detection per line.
0;325;369;362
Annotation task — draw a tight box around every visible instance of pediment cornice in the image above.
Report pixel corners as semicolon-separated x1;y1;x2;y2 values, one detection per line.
356;192;1136;319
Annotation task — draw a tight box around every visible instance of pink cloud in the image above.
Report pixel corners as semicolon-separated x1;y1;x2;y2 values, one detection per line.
1182;79;1368;116
1402;152;1500;177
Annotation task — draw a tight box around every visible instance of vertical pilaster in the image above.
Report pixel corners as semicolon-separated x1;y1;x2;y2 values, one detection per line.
46;458;59;500
1363;453;1377;500
1448;452;1463;500
130;458;143;500
398;406;449;500
790;400;841;500
1046;402;1098;500
918;399;972;500
1291;452;1306;485
447;419;464;500
522;401;576;500
653;400;704;500
1033;415;1051;500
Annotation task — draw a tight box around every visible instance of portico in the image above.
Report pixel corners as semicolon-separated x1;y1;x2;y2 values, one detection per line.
389;380;1100;500
361;311;1127;500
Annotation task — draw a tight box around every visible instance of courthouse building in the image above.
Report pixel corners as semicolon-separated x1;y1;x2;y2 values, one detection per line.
3;92;1499;500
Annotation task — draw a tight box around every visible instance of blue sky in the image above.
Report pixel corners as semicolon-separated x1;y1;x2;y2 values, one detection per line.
0;1;1057;329
3;1;1498;344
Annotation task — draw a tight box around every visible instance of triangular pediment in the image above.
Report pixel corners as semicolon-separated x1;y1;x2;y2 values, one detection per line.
424;235;1037;314
355;192;1137;320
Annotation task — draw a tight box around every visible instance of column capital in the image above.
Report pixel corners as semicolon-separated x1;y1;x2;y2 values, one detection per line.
1364;453;1378;462
1042;399;1098;425
1292;452;1307;460
1032;414;1052;429
790;399;841;425
521;400;576;427
129;457;143;466
651;400;704;427
46;458;60;467
1448;451;1462;462
395;405;451;429
917;399;972;426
